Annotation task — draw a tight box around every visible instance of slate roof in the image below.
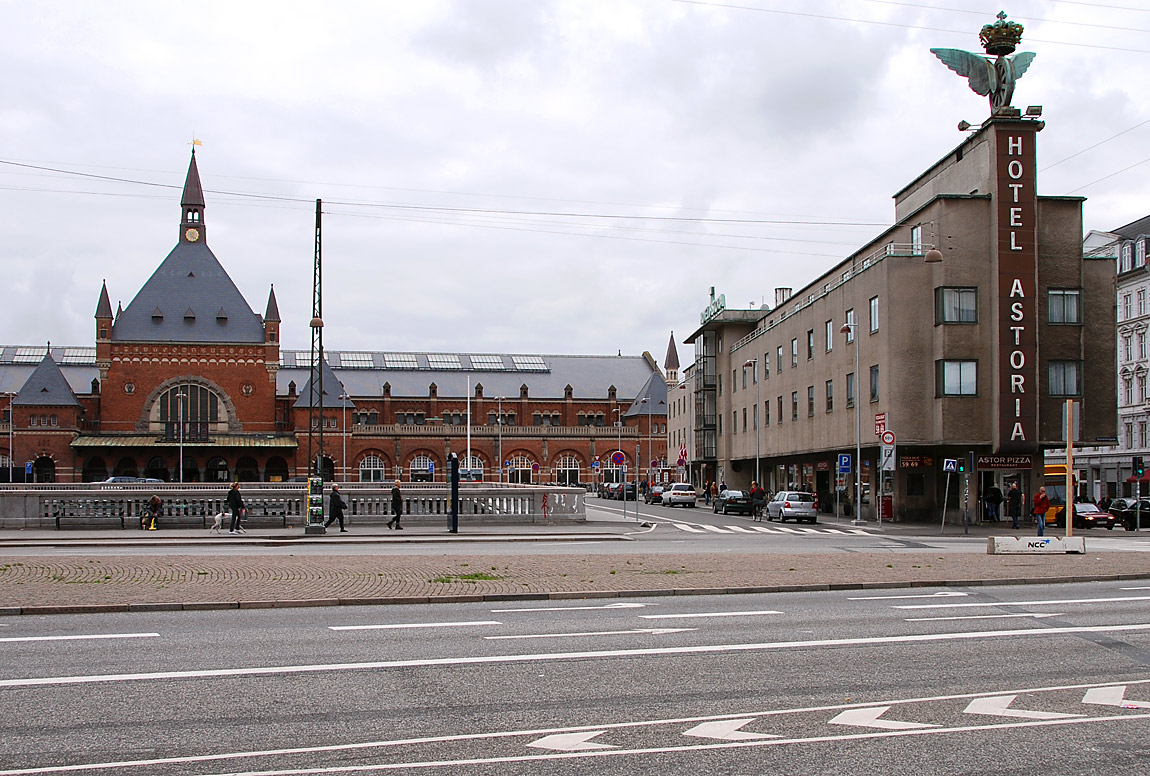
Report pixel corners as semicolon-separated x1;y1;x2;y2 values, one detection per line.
1114;215;1150;239
293;359;355;409
623;372;669;418
264;286;280;323
95;281;113;319
663;331;680;371
12;353;82;407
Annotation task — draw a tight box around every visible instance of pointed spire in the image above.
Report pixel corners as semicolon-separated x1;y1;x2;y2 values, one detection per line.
664;331;680;371
12;351;81;408
95;280;113;319
265;285;281;322
182;148;205;209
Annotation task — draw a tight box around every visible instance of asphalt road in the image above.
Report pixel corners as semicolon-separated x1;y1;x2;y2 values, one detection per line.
3;580;1149;774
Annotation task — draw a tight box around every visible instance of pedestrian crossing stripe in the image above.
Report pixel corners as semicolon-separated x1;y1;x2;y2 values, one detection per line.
669;523;874;536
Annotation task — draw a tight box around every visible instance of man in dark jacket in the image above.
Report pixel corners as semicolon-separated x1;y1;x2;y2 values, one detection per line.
227;482;245;535
387;479;403;530
325;483;348;532
1007;482;1022;530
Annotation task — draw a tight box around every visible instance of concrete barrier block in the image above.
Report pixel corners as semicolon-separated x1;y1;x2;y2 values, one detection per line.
987;536;1086;554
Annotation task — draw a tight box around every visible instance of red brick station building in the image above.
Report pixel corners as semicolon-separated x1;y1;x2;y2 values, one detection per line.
0;153;671;485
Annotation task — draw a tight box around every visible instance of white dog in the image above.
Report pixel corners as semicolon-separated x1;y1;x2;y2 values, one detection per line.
209;512;225;534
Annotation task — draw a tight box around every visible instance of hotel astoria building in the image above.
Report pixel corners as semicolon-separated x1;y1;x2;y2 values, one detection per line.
0;152;670;485
672;111;1116;521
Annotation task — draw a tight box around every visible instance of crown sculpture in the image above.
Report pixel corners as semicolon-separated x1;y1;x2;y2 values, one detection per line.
930;12;1035;115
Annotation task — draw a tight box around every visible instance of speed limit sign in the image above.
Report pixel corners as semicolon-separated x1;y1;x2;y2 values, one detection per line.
881;431;895;445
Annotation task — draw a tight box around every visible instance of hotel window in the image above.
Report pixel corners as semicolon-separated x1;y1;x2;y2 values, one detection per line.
742;407;747;432
936;287;978;323
1140;289;1147;317
807;386;815;417
938;360;978;396
1126;422;1134;448
791;338;798;367
807;330;815;360
911;224;923;253
777;396;783;425
763;352;770;378
1142;421;1148;448
764;401;770;426
846;372;855;408
870;365;880;402
1048;361;1082;396
1141;333;1147;360
869;296;879;333
734;410;739;433
753;404;758;430
776;346;783;374
1124;335;1133;362
1048;289;1081;324
844;309;856;342
1139;240;1147;268
825;379;834;412
1122;243;1133;272
1124;377;1133;406
825;320;833;352
1123;294;1132;320
791;391;799;421
1140;374;1147;402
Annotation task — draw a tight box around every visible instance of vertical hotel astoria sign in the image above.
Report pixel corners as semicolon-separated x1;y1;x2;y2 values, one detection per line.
997;125;1038;453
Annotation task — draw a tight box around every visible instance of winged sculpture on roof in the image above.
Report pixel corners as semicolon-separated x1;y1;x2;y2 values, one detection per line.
930;13;1036;114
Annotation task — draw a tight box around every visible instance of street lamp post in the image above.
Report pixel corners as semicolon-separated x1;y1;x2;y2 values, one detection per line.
339;393;349;482
496;396;504;485
176;391;187;483
613;407;625;519
743;360;760;489
841;318;864;526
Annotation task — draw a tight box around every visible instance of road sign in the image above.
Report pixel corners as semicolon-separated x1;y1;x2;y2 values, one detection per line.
874;413;887;435
837;454;852;474
428;462;435;474
591;461;600;470
25;462;32;475
531;463;540;473
881;430;895;445
943;458;958;472
611;451;626;466
880;444;895;472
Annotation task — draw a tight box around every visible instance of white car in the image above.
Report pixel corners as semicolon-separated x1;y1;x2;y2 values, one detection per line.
663;482;698;507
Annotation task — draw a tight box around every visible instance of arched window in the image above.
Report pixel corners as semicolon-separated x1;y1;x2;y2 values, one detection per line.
461;454;484;481
205;457;230;483
554;455;581;486
508;455;534;484
360;455;387;482
156;383;224;441
410;454;434;482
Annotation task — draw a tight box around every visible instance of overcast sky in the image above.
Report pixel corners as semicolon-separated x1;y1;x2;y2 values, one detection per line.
2;0;1147;365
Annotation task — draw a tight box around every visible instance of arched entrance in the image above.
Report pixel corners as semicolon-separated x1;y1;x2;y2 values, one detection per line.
265;456;289;482
113;456;139;478
235;456;259;482
554;454;581;486
409;454;434;482
359;454;387;482
82;457;108;482
205;457;230;483
32;456;55;483
145;456;170;481
508;454;534;484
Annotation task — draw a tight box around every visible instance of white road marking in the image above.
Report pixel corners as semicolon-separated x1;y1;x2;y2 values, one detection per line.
895;595;1150;610
850;591;968;601
6;623;1150;689
1083;685;1150;709
1119;586;1150;590
329;621;501;631
527;731;615;751
0;633;158;644
484;628;695;641
682;718;779;741
905;613;1064;622
697;524;728;533
723;525;756;533
771;526;807;534
6;679;1150;775
828;705;936;730
963;694;1082;720
672;524;705;533
639;610;782;620
748;526;783;533
490;602;647;613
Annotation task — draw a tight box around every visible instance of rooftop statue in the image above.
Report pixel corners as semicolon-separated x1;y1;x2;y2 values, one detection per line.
930;12;1035;115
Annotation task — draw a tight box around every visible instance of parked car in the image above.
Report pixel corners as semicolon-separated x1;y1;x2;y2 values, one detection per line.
616;482;637;501
663;482;697;507
1108;498;1150;531
713;489;753;515
1056;501;1117;530
766;491;818;523
600;482;621;499
644;485;665;505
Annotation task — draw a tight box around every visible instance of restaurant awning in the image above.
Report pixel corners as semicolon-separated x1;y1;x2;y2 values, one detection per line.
1124;472;1150;483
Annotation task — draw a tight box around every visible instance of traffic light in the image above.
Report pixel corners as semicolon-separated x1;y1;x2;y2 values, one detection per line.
957;458;966;473
1135;456;1145;477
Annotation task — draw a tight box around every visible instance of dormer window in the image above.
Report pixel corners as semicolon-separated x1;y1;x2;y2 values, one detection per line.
184;308;196;321
151;307;163;321
216;308;228;323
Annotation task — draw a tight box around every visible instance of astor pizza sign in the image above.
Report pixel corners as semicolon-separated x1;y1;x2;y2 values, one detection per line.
997;125;1039;454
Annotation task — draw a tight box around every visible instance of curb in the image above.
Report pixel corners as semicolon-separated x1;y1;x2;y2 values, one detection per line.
6;571;1150;617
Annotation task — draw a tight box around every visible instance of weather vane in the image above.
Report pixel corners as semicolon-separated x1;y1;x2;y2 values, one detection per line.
931;12;1035;115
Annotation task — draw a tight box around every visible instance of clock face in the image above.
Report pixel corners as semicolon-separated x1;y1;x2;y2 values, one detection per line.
185;228;200;242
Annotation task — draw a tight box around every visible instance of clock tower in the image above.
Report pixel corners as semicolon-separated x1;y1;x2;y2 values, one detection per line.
180;148;206;245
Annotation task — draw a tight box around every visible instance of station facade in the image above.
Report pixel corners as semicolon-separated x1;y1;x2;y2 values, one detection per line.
0;153;670;485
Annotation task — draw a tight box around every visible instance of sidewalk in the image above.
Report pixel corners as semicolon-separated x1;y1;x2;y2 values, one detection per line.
1;518;1147;616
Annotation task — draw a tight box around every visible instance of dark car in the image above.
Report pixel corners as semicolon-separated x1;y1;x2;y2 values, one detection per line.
1108;498;1150;531
1054;501;1117;530
713;489;754;515
644;485;664;504
600;482;621;499
616;482;637;501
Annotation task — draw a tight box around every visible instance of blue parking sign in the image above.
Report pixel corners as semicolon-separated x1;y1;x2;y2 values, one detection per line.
837;454;851;474
25;462;33;475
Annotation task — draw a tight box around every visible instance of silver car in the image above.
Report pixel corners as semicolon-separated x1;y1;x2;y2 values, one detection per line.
663;482;697;507
766;491;818;523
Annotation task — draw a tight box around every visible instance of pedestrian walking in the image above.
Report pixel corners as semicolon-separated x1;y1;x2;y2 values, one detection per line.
227;481;246;535
325;483;348;532
1032;486;1050;537
703;480;712;506
1007;482;1022;529
709;481;718;504
143;494;163;531
986;483;1003;522
387;479;403;530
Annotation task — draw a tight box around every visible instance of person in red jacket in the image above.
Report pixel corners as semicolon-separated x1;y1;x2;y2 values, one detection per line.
1032;486;1050;537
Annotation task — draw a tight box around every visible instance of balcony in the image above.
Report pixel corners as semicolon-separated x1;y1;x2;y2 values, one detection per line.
354;424;640;439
